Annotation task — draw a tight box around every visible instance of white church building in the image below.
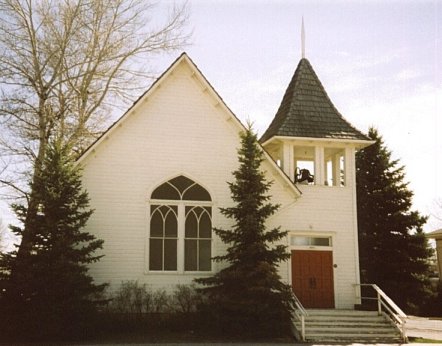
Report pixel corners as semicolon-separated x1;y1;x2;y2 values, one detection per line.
78;53;373;310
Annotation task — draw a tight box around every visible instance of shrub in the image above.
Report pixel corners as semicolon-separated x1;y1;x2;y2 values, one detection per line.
152;289;170;313
108;281;152;314
107;281;173;314
101;282;205;333
172;284;200;313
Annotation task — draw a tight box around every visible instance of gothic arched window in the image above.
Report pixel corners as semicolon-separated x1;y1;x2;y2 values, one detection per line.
149;176;212;272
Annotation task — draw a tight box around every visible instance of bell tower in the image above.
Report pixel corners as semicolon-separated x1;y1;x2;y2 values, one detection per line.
260;57;372;188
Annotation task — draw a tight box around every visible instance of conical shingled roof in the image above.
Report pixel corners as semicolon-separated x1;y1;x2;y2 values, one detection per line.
260;58;369;143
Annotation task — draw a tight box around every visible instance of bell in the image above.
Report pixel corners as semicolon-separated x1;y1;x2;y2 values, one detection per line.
295;168;314;184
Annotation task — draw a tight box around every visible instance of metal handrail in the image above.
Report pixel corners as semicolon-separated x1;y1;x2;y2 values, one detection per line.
290;291;308;341
355;283;407;341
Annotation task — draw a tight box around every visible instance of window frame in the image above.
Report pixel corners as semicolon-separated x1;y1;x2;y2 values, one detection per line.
184;205;212;272
147;199;213;274
288;232;334;252
146;175;214;275
149;204;179;271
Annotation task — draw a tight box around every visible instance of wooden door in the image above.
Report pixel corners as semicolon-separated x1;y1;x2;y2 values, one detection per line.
291;250;334;308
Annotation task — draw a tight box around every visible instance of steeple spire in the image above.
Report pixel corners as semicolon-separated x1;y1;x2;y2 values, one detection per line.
301;17;305;58
260;58;370;143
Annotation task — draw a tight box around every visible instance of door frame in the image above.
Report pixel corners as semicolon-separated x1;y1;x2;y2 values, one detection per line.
288;232;337;308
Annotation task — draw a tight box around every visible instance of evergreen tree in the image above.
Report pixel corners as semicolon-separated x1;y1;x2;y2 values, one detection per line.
356;127;433;313
0;142;106;340
196;125;294;337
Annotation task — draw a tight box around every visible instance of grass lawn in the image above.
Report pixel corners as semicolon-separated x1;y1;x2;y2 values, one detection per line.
410;337;442;343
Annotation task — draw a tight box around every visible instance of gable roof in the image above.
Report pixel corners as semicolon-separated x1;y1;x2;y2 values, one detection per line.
77;52;301;197
260;58;370;143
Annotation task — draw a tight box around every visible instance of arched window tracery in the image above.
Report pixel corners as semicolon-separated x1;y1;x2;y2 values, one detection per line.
149;176;212;272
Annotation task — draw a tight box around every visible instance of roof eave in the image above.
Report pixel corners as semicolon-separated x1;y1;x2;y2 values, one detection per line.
76;53;191;165
261;135;375;149
426;229;442;239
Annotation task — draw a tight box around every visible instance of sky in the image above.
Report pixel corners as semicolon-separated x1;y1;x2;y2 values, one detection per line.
152;0;441;232
0;0;441;243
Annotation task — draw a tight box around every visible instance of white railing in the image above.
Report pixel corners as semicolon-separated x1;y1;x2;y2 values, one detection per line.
355;283;407;341
290;291;308;341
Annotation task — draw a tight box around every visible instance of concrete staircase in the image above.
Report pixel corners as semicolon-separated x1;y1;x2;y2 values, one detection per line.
294;309;404;343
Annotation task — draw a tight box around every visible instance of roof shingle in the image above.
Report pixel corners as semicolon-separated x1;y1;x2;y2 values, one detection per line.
260;58;369;143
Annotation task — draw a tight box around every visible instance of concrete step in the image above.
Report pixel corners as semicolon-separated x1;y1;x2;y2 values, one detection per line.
298;324;397;331
308;336;403;343
307;331;400;337
301;327;397;334
305;319;392;326
293;309;403;343
306;309;379;316
306;329;401;341
304;315;386;322
306;326;400;334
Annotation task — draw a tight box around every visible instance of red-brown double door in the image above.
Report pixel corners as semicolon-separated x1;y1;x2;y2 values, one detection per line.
291;250;335;308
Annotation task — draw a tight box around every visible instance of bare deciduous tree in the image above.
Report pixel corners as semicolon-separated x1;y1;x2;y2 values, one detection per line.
0;0;190;260
430;198;442;226
0;216;8;253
